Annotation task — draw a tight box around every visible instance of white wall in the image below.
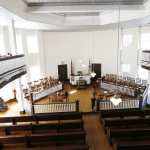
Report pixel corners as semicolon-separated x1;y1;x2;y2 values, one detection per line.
42;30;118;77
121;27;140;77
42;27;150;80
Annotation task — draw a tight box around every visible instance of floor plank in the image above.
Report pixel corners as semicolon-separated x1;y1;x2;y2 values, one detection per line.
84;114;113;150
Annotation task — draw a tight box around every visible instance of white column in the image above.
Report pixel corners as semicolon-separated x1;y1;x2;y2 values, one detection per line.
8;20;17;55
8;19;26;113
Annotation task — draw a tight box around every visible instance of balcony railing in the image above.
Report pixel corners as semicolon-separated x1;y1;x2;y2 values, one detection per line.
96;99;142;111
32;101;79;114
0;55;27;88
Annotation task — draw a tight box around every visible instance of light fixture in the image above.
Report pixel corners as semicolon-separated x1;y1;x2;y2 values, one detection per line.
110;5;122;106
69;90;77;95
90;72;96;78
81;64;86;68
110;92;122;106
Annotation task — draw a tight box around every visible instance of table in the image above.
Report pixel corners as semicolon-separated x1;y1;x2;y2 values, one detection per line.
70;74;91;85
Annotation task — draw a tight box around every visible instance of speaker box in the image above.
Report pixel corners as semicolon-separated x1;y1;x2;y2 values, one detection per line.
92;63;101;78
58;64;68;81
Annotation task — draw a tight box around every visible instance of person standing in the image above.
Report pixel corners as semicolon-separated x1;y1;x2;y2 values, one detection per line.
65;91;69;102
91;85;97;111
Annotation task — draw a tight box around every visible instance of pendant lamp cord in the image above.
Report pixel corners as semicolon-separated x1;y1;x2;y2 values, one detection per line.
116;5;121;91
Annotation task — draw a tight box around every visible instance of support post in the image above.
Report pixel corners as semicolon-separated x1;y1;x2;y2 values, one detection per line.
30;93;35;115
76;100;79;112
96;100;100;112
9;19;26;114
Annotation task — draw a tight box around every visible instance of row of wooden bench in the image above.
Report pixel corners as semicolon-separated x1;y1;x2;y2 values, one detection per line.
0;112;89;150
0;131;86;149
0;121;84;135
100;109;150;118
0;112;83;125
99;109;150;150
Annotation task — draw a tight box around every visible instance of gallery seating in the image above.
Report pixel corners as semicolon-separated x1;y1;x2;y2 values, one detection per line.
0;112;83;125
107;128;150;143
113;140;150;150
0;112;88;149
102;118;150;129
99;108;150;150
23;76;63;102
0;121;84;136
0;131;86;146
101;74;146;97
99;109;150;118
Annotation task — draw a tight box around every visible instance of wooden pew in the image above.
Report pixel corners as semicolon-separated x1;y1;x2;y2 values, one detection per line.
37;144;89;150
18;144;89;150
99;108;150;150
0;121;84;135
103;118;150;128
113;140;150;150
99;109;145;119
107;128;150;144
0;112;88;149
0;131;86;148
0;112;83;125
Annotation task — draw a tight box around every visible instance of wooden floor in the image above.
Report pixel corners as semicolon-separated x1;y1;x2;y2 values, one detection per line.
0;101;20;117
84;114;113;150
0;107;113;150
0;84;113;150
36;83;102;112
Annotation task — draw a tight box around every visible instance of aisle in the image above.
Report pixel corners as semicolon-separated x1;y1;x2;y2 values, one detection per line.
83;113;113;150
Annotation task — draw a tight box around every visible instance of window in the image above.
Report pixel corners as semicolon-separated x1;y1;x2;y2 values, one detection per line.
30;66;41;81
21;75;28;88
0;31;5;55
16;33;24;54
27;34;39;53
121;64;130;73
141;33;150;50
123;34;133;48
138;66;148;80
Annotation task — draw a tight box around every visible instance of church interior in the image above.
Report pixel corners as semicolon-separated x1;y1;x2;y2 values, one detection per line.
0;0;150;149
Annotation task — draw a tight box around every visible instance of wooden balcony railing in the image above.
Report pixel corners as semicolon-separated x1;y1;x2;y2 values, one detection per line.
96;99;142;111
0;55;26;88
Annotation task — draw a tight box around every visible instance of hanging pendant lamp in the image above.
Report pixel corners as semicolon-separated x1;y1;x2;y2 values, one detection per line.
110;6;122;106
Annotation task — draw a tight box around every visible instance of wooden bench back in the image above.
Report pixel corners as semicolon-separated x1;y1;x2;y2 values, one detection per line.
0;131;86;148
0;112;83;125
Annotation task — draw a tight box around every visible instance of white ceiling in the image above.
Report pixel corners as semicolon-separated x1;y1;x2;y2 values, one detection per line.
25;0;147;5
0;0;150;31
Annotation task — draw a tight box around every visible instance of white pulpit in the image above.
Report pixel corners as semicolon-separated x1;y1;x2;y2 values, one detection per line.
70;74;91;85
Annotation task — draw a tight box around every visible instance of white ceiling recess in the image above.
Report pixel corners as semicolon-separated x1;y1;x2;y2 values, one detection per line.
25;0;147;5
23;0;150;30
0;0;150;31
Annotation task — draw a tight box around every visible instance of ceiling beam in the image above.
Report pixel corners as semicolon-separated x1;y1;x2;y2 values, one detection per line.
27;0;147;7
28;5;145;14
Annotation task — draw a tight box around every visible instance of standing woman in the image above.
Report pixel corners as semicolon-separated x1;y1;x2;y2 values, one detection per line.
65;91;69;102
91;85;97;111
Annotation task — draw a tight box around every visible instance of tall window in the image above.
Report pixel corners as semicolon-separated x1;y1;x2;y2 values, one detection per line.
26;32;41;81
0;28;5;55
123;34;133;48
138;66;148;80
16;33;24;54
27;34;39;54
121;64;130;73
141;33;150;50
30;66;41;81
